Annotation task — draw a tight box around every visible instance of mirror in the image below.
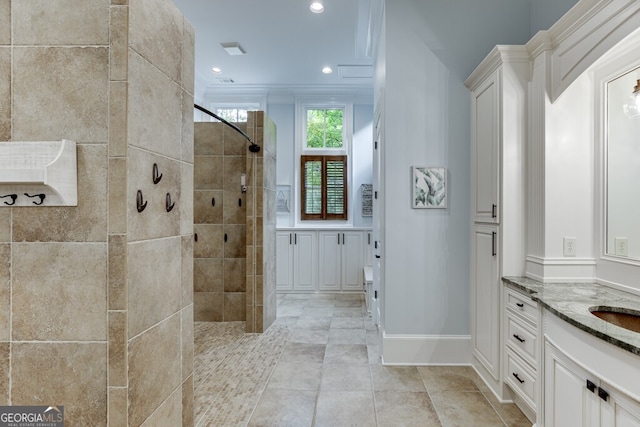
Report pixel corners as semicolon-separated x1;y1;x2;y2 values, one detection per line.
606;66;640;259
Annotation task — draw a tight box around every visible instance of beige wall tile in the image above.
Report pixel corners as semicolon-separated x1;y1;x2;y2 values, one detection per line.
0;342;7;405
223;191;246;225
108;311;126;387
182;305;193;380
108;234;127;310
224;125;248;156
109;5;128;82
223;224;246;259
127;51;182;160
194;190;223;224
223;156;246;191
12;0;109;46
108;157;127;234
194;258;223;293
108;387;127;426
182;376;194;427
181;235;194;308
108;81;127;157
0;47;9;140
112;0;127;5
194;156;223;190
129;0;183;83
128;313;181;427
194;123;223;155
182;91;194;164
193;224;223;259
224;258;246;293
127;148;180;242
140;386;183;427
224;293;246;321
0;244;8;341
12;243;107;341
0;1;9;45
12;47;108;142
12;145;108;242
194;292;223;322
180;162;194;236
182;19;195;94
12;343;107;425
127;237;181;337
0;208;9;243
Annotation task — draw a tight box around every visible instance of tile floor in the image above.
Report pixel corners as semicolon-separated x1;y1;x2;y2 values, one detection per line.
194;293;532;426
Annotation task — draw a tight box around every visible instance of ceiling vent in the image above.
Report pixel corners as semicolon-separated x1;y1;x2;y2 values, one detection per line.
216;77;236;84
220;42;246;56
338;65;374;79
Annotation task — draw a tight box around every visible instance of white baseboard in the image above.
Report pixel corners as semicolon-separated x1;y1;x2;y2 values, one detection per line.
525;255;596;282
381;333;471;365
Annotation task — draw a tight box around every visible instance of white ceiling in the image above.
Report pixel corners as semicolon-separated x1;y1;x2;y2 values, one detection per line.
171;0;377;101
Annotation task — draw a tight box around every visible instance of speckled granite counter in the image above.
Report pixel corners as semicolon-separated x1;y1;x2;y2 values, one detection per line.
503;276;640;357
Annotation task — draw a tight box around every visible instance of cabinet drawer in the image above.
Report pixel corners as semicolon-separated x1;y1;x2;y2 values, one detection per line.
506;315;537;365
505;349;537;409
505;287;538;326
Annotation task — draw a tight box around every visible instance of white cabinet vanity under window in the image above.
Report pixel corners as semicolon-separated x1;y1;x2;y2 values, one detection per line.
276;229;371;293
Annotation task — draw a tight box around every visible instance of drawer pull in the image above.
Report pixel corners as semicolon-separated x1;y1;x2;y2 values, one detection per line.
512;373;525;384
586;380;596;393
516;302;524;308
512;334;525;343
598;387;609;402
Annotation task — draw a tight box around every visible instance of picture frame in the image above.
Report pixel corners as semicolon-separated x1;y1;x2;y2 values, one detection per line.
276;185;291;214
412;166;446;209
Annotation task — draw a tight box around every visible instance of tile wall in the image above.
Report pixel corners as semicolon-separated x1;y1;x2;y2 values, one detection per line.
0;0;194;425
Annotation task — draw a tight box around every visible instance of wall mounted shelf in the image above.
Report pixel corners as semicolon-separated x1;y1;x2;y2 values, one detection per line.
0;139;77;206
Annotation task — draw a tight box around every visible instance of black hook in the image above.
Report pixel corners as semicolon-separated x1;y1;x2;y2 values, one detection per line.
166;193;175;212
24;193;45;205
136;190;147;212
238;198;242;207
212;197;215;207
152;163;163;184
0;194;17;206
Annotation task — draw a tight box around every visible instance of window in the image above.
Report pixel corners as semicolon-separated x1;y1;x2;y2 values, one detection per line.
305;108;344;149
301;155;347;220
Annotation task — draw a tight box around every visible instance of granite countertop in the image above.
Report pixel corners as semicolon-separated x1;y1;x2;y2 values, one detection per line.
502;276;640;357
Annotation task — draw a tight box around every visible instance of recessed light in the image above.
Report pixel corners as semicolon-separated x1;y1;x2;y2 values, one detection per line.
310;2;324;13
322;66;333;74
211;67;222;74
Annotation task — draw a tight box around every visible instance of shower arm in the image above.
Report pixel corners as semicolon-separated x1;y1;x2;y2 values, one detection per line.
194;104;261;153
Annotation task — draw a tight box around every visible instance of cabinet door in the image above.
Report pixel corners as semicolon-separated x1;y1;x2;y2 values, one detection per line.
545;342;599;427
341;231;364;291
471;71;500;223
364;230;373;267
276;232;293;291
600;382;640;427
293;231;317;291
318;231;341;291
472;226;500;380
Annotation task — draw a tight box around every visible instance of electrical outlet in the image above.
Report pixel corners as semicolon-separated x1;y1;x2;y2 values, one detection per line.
614;237;629;257
563;237;577;257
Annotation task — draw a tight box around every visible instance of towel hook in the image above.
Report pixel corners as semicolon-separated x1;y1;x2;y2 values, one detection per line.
0;194;17;206
166;193;175;212
24;193;45;205
136;190;147;212
152;163;163;184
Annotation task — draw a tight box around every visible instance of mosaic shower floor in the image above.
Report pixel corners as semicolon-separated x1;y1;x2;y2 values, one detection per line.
194;293;531;426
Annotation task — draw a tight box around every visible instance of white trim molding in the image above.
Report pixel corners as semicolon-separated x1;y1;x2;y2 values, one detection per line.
381;333;471;365
525;255;596;283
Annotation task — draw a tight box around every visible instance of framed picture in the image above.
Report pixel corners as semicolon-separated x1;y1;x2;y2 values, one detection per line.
412;166;446;209
276;185;291;214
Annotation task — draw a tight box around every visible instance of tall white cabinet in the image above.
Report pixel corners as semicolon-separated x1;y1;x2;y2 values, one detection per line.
276;231;316;291
464;45;528;401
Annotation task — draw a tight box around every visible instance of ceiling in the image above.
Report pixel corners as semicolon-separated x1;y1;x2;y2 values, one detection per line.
171;0;377;102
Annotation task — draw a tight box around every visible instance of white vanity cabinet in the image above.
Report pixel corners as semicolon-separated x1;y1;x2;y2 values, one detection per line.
503;285;539;421
318;230;364;291
276;230;317;291
544;312;640;427
276;229;369;293
465;45;528;399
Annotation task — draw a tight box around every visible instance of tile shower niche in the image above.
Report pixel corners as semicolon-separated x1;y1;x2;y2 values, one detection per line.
0;140;77;206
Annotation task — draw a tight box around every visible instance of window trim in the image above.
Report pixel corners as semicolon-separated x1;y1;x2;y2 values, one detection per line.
301;155;348;220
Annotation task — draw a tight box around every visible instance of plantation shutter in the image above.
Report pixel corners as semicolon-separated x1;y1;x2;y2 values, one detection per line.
301;155;347;220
